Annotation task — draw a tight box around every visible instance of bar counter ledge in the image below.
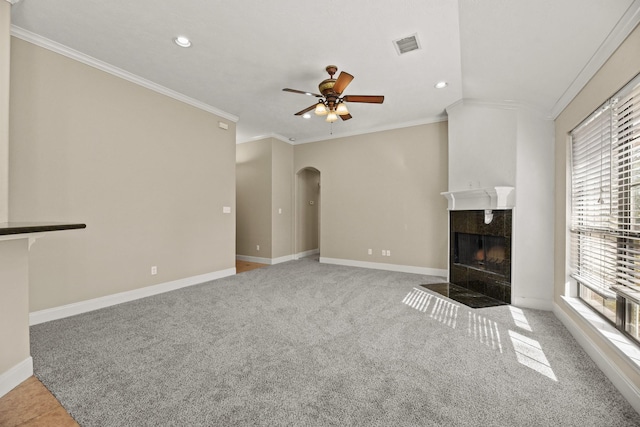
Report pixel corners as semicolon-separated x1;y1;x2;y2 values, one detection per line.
0;221;86;398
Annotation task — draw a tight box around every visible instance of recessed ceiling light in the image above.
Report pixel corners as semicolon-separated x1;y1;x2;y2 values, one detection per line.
174;36;191;48
435;81;448;89
302;113;311;119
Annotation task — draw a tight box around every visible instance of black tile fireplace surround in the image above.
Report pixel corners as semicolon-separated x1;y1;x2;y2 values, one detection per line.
450;209;512;304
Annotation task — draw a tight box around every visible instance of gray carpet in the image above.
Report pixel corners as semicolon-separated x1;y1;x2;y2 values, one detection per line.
31;258;640;426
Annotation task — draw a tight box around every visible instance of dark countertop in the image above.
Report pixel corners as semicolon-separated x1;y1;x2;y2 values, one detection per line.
0;222;86;236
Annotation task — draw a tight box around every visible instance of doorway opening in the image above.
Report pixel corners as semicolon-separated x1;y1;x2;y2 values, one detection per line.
295;167;320;260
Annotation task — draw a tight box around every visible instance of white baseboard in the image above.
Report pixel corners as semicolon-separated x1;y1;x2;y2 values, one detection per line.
236;255;271;264
0;357;33;399
29;268;236;326
554;299;640;414
271;255;294;265
236;254;295;265
320;257;447;278
295;249;319;259
512;296;553;311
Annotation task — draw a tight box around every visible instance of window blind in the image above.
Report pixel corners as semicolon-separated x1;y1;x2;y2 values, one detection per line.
571;102;616;298
571;73;640;297
612;76;640;289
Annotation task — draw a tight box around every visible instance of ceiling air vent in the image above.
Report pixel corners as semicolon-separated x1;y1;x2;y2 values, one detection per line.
393;34;421;55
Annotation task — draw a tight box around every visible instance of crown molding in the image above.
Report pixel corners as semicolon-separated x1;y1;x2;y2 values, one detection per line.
446;98;522;111
291;115;448;145
446;98;552;120
236;133;292;145
10;26;239;123
236;116;447;146
550;0;640;119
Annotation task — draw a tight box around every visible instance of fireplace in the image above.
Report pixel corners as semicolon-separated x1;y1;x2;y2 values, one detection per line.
455;233;507;274
450;210;512;303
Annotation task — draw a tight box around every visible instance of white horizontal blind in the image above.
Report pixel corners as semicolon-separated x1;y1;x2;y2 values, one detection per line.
612;76;640;289
571;73;640;296
571;102;616;297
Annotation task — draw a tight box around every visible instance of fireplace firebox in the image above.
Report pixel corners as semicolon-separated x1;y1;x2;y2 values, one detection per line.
454;233;507;275
450;210;512;303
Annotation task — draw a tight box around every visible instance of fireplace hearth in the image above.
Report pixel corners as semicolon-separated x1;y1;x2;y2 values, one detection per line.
450;210;512;304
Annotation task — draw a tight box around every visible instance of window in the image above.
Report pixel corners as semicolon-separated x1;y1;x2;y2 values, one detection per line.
570;73;640;343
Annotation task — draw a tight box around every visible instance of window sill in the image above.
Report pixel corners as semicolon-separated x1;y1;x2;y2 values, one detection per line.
561;296;640;372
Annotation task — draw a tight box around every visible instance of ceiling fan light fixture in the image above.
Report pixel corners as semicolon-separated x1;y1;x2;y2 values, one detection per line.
326;111;338;123
336;102;349;116
315;102;328;116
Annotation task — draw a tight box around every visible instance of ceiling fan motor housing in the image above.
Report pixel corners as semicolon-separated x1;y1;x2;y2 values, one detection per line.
319;66;340;106
319;65;339;97
319;79;336;97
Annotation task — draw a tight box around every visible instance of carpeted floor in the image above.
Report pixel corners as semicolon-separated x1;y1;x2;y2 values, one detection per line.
31;258;640;426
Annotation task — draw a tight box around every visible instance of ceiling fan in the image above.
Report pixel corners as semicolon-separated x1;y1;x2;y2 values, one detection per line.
283;65;384;123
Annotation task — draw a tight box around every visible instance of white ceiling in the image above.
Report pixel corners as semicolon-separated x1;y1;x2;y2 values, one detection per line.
8;0;640;144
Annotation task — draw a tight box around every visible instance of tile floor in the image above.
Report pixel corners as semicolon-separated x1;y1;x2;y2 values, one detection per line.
0;376;77;427
236;259;268;273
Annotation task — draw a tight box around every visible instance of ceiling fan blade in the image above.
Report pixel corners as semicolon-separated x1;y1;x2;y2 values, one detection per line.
333;72;354;95
339;113;352;121
283;88;323;97
343;95;384;104
294;104;317;116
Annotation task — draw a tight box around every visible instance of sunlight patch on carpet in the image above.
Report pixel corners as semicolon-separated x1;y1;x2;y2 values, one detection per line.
508;330;558;381
467;312;503;353
509;306;532;332
403;288;459;328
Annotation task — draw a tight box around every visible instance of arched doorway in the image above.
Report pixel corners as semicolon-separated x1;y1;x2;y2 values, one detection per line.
295;167;320;260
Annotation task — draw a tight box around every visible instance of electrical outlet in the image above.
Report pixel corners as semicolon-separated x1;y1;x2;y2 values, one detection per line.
151;266;157;275
368;249;372;255
256;245;260;251
386;250;391;257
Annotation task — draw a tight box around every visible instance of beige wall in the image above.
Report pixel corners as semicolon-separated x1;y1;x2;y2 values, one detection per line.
271;140;293;259
0;1;9;222
554;24;640;392
0;239;29;386
294;122;449;269
236;138;294;260
296;168;320;254
236;139;273;258
9;38;236;311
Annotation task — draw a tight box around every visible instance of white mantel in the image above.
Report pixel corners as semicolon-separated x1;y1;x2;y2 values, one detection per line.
441;186;515;211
